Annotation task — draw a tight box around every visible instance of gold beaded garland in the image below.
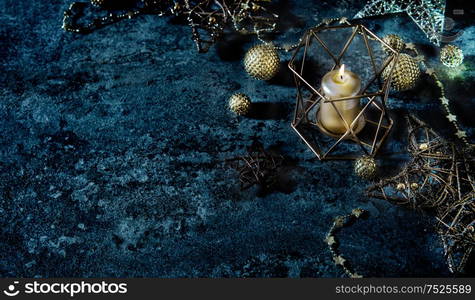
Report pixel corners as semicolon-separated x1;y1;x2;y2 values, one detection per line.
382;53;420;91
91;0;106;7
243;44;280;80
228;93;251;115
406;43;470;146
354;156;377;180
325;208;368;278
440;44;464;68
382;34;405;54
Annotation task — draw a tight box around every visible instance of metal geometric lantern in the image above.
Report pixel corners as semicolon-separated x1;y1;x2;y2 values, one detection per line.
289;23;398;160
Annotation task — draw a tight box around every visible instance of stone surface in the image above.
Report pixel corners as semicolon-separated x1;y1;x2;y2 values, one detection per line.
0;0;473;277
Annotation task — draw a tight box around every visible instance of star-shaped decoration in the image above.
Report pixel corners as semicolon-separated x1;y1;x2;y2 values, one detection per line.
334;216;346;228
339;17;350;25
447;114;457;122
325;236;336;246
415;55;425;62
334;255;346;266
440;96;449;105
456;130;467;138
405;43;417;50
322;18;333;25
351;208;365;218
354;0;446;46
426;68;436;76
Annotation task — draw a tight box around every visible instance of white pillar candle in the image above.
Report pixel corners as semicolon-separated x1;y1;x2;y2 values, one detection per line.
318;65;362;135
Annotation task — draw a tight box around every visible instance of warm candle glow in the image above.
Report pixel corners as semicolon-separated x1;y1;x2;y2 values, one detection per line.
339;64;345;80
318;65;363;135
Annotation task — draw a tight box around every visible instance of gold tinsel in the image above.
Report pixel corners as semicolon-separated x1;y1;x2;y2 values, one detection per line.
382;34;405;54
243;44;280;80
228;93;251;115
382;53;420;91
440;44;464;68
354;156;377;180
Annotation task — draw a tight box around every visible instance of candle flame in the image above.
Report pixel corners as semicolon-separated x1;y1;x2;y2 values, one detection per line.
339;64;345;79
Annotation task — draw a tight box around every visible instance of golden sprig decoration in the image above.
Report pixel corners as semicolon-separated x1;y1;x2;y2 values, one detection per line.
63;0;280;53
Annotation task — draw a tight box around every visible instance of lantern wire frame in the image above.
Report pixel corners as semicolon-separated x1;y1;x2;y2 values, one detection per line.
288;23;399;160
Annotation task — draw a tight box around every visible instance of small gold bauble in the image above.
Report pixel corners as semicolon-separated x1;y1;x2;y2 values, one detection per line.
208;16;217;24
410;182;419;190
382;34;405;54
396;183;406;190
228;93;251;115
418;143;429;151
440;44;464;67
382;53;420;91
354;156;377;180
243;44;280;80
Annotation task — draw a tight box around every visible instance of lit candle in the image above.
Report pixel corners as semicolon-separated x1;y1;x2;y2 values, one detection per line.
317;65;363;135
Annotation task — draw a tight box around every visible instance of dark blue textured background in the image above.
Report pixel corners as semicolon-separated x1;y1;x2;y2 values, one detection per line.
0;0;473;277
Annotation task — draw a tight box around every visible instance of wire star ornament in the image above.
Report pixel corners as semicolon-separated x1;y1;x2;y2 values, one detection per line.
367;115;475;273
227;140;284;191
354;0;446;46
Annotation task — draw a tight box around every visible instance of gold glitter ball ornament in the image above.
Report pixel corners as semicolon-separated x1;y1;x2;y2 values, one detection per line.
440;44;464;67
354;156;377;180
228;93;251;115
382;34;405;54
243;44;280;80
382;53;420;91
